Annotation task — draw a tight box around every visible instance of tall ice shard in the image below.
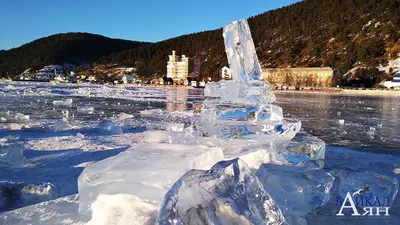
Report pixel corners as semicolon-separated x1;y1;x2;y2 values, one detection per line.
223;20;263;82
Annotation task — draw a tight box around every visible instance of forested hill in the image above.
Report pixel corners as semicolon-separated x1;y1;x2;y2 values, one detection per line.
98;0;400;79
0;33;149;76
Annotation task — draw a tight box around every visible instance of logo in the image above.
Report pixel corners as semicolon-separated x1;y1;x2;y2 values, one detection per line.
336;188;391;217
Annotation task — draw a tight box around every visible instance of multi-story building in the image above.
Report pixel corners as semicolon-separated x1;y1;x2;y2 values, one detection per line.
167;51;201;84
262;67;339;87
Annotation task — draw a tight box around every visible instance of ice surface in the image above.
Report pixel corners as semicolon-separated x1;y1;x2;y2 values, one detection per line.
0;143;26;167
78;143;224;215
156;158;287;225
0;194;87;225
339;172;398;207
222;20;263;82
256;163;334;216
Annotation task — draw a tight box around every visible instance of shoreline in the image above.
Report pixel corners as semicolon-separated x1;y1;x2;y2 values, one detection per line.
273;89;400;97
2;80;399;96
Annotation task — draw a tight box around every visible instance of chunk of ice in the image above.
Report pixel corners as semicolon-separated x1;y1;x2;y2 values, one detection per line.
256;163;334;216
78;143;224;215
204;80;276;105
15;113;29;121
0;117;6;122
96;120;123;135
7;123;23;131
222;19;263;82
116;112;134;121
156;158;287;225
201;100;282;122
140;109;163;117
77;106;95;114
76;133;85;138
142;131;171;143
52;120;75;131
166;123;184;132
52;98;73;106
277;132;326;167
87;194;158;225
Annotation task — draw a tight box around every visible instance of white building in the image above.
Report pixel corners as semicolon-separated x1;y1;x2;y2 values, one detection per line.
167;50;201;84
220;66;232;80
37;65;63;78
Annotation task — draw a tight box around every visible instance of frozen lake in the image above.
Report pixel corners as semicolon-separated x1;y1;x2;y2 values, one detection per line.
1;82;400;224
1;82;399;149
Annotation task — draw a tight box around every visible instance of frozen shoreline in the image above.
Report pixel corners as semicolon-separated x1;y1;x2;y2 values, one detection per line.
274;88;400;97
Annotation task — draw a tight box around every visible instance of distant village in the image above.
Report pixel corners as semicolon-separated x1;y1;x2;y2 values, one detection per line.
7;50;400;89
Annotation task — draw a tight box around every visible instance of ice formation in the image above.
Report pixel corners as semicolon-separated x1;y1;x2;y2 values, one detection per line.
52;98;73;106
256;163;334;216
87;194;158;225
156;158;287;225
78;143;224;214
96;120;123;134
197;20;299;140
155;19;331;224
14;113;29;121
28;18;396;225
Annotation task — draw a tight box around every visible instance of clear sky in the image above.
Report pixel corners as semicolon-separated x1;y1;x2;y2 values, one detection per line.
0;0;299;50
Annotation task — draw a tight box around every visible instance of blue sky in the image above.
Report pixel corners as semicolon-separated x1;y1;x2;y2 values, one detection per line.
0;0;299;50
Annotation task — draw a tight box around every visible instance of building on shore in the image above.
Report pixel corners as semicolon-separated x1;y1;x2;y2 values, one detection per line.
167;50;201;85
220;66;232;80
121;74;134;84
36;65;64;78
262;67;339;87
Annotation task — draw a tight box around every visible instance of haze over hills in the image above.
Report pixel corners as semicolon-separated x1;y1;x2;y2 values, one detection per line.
98;0;400;80
1;0;400;81
0;33;149;76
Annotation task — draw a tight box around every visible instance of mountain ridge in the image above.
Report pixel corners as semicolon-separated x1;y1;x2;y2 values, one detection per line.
1;0;400;82
0;32;149;76
98;0;400;80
